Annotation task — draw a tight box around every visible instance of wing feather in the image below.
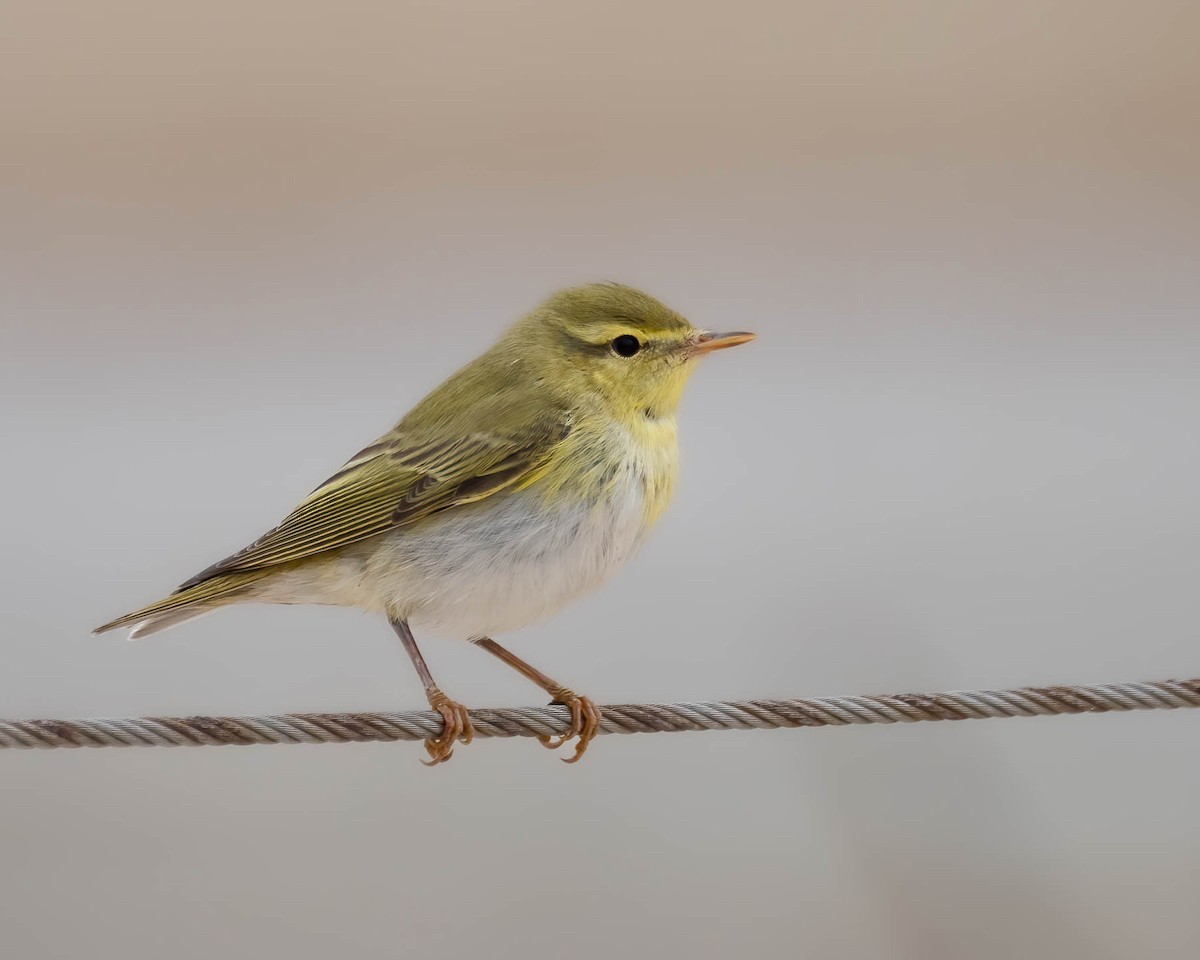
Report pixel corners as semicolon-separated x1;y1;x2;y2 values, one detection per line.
178;416;571;589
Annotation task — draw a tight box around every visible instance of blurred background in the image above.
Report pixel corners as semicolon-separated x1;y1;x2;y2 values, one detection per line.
2;1;1198;957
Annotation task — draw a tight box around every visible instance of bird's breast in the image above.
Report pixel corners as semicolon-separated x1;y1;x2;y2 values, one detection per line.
350;415;680;638
537;412;680;530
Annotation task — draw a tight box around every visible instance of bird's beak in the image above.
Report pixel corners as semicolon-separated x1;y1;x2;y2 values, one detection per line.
684;330;757;358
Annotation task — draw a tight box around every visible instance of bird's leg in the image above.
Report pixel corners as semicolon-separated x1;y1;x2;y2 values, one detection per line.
473;637;601;763
391;619;474;766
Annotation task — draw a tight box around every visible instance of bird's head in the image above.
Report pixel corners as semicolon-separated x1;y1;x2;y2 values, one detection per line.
509;283;755;421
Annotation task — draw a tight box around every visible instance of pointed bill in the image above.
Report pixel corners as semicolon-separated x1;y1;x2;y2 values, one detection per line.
685;331;757;357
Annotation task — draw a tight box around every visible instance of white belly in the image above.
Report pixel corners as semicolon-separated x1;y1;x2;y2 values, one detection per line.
254;417;678;639
256;474;650;639
380;480;648;638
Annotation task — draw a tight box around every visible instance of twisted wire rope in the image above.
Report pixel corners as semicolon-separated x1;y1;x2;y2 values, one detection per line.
2;676;1197;750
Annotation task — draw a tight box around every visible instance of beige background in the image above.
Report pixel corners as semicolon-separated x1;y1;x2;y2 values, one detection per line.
2;1;1199;957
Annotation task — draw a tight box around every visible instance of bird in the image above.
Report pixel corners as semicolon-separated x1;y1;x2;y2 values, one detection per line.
95;283;755;764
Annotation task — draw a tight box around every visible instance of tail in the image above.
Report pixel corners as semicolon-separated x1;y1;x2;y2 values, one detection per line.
93;570;271;640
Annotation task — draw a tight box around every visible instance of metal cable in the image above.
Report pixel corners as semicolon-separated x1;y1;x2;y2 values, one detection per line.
2;676;1197;750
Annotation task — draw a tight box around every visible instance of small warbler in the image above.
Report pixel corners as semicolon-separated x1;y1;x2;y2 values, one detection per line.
96;283;755;763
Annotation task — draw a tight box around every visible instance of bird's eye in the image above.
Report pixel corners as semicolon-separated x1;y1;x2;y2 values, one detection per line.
610;335;641;357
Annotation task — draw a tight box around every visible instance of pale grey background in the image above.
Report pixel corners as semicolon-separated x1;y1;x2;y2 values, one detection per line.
2;1;1199;957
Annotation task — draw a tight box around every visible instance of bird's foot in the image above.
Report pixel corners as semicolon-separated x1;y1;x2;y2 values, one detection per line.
422;687;474;766
539;687;602;764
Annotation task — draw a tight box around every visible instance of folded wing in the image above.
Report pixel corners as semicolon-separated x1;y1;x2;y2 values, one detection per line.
178;416;572;589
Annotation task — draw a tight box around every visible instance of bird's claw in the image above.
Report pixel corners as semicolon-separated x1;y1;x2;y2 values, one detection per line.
421;688;474;766
539;691;602;763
